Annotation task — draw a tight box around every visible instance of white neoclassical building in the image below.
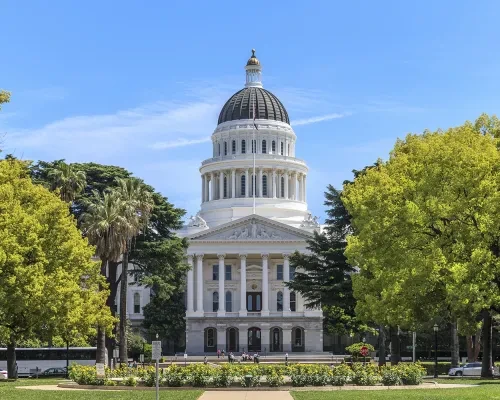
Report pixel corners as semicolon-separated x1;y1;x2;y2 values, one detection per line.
176;50;323;355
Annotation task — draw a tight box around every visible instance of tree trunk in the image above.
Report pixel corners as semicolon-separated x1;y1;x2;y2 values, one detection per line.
451;321;460;368
390;327;401;366
481;310;493;378
96;259;108;363
106;261;120;366
7;338;17;380
119;251;129;365
474;329;482;361
378;325;386;366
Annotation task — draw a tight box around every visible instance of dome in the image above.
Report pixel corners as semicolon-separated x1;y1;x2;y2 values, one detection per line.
218;87;290;125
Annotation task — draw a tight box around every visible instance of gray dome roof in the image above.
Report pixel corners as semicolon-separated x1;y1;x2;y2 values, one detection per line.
218;87;290;125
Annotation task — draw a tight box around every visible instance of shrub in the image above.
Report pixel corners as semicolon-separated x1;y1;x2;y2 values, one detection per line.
266;369;284;387
213;365;235;387
289;365;311;387
163;365;185;387
123;376;138;387
395;363;426;385
345;342;375;360
68;365;105;385
186;364;212;387
104;379;117;386
238;365;262;387
351;363;381;386
330;363;353;386
380;368;402;386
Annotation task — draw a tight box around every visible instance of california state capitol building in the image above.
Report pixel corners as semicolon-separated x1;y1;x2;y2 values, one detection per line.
174;50;325;355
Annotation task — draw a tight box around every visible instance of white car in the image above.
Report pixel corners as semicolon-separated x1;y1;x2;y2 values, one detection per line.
448;362;499;376
0;369;7;379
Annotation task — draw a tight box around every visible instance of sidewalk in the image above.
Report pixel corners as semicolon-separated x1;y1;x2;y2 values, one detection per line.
200;392;293;399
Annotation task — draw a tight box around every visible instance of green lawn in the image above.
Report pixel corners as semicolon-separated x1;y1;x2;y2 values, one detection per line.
291;386;496;400
0;379;203;400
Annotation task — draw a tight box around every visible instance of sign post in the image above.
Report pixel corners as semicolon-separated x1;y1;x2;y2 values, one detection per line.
360;345;369;366
152;339;161;400
139;353;145;368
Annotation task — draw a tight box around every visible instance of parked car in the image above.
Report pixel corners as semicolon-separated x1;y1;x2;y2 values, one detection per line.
448;362;499;376
0;369;7;379
30;367;67;378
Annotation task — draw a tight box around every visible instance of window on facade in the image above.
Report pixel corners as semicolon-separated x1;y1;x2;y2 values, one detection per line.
232;140;236;154
280;142;284;155
206;328;215;347
223;175;227;198
247;294;253;311
224;142;228;156
280;177;285;197
212;265;219;280
288;143;290;156
295;328;302;346
290;292;296;312
241;140;246;154
256;294;261;310
225;265;232;280
241;175;246;196
251;175;256;196
218;143;221;156
262;140;267;154
251;139;256;154
277;291;283;311
225;291;232;312
262;175;268;196
134;292;140;314
213;292;219;312
290;266;296;280
277;264;283;280
272;140;276;153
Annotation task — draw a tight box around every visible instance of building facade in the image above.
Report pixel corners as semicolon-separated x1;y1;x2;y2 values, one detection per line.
176;51;323;354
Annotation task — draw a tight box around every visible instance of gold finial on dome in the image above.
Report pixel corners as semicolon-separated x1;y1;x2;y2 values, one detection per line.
246;49;260;66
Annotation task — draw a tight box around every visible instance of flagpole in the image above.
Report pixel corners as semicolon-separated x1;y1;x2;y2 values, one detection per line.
252;94;256;215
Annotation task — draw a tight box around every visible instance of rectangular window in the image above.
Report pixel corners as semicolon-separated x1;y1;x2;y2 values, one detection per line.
225;265;232;280
224;142;228;156
232;140;236;154
252;139;256;153
241;140;246;154
289;266;296;280
212;265;219;280
277;265;283;280
134;304;140;314
280;142;284;155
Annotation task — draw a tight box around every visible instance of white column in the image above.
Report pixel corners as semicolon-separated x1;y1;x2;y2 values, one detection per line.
258;168;263;197
261;253;269;316
219;171;224;199
284;170;289;199
217;253;225;316
239;254;247;316
201;175;205;203
272;169;277;198
292;172;297;201
283;253;291;316
187;255;194;314
210;172;215;201
195;254;204;315
231;169;236;198
245;169;249;198
298;174;303;202
303;174;307;203
204;174;209;202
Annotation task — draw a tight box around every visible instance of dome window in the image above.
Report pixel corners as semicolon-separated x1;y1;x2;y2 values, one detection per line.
241;175;246;196
280;142;284;155
262;140;267;154
223;175;227;198
241;140;246;154
280;176;285;197
224;142;228;156
262;175;268;196
272;140;276;154
232;140;236;154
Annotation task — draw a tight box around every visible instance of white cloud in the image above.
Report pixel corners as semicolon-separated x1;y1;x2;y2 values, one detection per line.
291;112;350;126
151;137;211;150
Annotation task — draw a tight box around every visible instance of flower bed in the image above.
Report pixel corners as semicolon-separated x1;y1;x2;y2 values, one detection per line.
69;362;426;388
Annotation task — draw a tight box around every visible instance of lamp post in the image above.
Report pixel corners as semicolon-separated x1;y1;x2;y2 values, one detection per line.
433;324;438;378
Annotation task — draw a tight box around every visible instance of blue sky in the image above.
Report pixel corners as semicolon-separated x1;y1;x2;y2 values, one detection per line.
2;0;500;221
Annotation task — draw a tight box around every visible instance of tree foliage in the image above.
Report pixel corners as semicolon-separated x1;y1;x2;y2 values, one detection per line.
342;114;500;376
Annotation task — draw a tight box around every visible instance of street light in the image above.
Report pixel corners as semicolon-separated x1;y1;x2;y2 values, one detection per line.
433;324;439;378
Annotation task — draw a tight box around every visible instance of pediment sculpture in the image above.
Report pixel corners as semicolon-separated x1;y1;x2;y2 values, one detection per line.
225;220;282;240
300;212;320;228
187;212;208;229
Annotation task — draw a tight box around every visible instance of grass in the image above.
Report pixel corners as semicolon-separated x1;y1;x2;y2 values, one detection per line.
291;386;498;400
0;379;203;400
431;377;500;385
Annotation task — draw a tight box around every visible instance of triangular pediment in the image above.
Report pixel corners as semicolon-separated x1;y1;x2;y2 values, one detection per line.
187;214;313;242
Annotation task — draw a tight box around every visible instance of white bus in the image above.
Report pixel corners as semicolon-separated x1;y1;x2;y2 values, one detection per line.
0;347;97;377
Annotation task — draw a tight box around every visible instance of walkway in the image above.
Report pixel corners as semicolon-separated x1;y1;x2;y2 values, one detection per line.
200;392;292;399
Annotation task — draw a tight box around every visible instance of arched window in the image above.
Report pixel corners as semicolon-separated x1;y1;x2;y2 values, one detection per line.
280;142;284;155
290;292;296;312
224;142;228;156
262;175;268;196
206;328;215;348
277;291;283;311
223;175;227;198
272;140;276;153
241;140;246;154
218;143;221;156
295;328;302;346
262;140;267;154
280;176;285;197
134;293;140;314
213;292;219;312
241;175;246;196
232;140;236;154
225;291;232;312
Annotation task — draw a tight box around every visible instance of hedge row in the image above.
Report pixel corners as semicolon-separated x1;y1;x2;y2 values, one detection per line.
69;362;426;388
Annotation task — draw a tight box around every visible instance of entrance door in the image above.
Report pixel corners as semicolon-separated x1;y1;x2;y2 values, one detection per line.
246;292;262;312
271;328;282;352
248;327;261;352
227;328;238;352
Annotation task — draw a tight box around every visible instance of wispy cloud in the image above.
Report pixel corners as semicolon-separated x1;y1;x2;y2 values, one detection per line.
151;137;211;149
291;112;350;126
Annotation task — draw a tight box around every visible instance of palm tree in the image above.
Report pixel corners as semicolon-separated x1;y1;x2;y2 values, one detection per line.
47;162;86;202
80;190;127;363
114;178;153;364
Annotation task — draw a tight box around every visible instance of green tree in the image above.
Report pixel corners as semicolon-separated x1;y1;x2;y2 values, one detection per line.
0;159;112;378
0;90;10;109
46;161;87;202
342;115;500;377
